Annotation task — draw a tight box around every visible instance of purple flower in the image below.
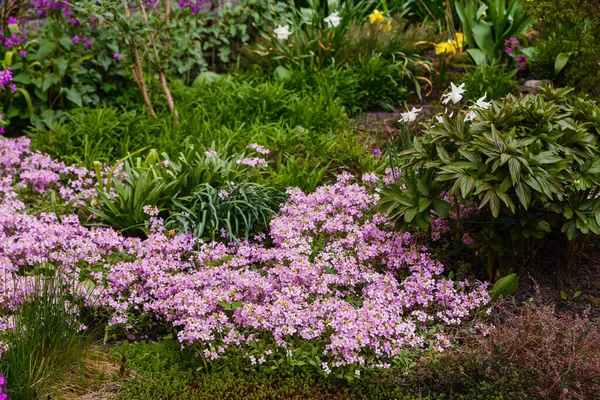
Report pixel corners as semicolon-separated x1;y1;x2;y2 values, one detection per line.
372;148;381;157
19;50;26;58
0;128;5;135
7;16;18;25
84;38;93;48
505;46;513;54
505;37;518;47
70;17;78;25
0;68;13;87
518;55;527;70
113;53;122;61
72;35;80;44
10;83;16;93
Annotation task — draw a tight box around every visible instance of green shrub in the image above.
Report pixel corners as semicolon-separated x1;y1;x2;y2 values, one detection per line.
379;86;600;278
460;61;518;101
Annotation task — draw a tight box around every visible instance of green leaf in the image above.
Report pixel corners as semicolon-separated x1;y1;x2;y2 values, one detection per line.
64;87;83;107
192;71;223;87
466;48;487;65
432;199;451;218
490;273;518;301
15;88;34;116
418;198;432;212
416;179;430;197
404;208;418;223
554;52;572;75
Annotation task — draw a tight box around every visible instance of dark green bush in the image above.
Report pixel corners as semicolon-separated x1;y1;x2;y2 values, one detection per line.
379;87;600;278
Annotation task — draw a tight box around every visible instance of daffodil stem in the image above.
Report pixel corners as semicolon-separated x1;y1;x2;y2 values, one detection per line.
382;0;389;14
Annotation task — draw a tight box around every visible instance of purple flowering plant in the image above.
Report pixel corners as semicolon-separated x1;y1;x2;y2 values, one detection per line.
0;137;491;379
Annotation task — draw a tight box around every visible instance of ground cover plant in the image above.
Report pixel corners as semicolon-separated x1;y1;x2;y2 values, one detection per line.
1;0;600;398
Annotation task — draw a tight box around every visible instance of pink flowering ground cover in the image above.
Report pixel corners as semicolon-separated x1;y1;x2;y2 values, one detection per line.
0;137;490;375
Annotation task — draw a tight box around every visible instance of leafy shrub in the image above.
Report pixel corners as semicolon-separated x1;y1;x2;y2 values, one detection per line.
460;61;518;101
412;298;600;399
380;86;600;278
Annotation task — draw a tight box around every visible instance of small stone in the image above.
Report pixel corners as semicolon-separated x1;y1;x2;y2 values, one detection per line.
519;80;552;95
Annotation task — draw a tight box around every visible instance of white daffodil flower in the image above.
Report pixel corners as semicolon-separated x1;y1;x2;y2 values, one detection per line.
399;107;422;123
442;82;466;105
474;94;492;110
464;110;477;122
435;115;443;123
324;12;342;28
274;25;292;40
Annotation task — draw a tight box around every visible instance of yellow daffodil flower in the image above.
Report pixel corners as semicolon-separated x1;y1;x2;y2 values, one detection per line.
369;9;384;24
434;33;466;55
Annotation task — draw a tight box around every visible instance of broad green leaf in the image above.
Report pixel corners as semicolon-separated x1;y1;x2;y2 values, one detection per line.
490;273;518;301
64;87;83;107
554;52;572;75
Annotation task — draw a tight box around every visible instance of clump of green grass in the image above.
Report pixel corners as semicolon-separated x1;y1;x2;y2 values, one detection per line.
0;276;100;399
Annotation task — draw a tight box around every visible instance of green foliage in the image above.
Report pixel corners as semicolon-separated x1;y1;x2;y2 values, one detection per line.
338;16;441;61
110;340;525;400
253;0;375;69
386;0;459;32
489;273;518;301
0;276;95;400
460;61;518;101
88;147;283;240
455;0;531;65
380;86;600;277
168;181;285;241
530;18;600;96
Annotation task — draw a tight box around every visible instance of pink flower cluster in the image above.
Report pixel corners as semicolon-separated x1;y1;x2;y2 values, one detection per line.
0;370;6;400
0;138;490;372
0;137;97;204
103;173;489;368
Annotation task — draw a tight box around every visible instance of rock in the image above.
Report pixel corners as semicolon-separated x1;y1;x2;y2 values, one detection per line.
519;80;552;95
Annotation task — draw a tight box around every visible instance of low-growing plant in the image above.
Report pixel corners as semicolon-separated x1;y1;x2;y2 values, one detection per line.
168;181;285;242
0;275;96;400
88;146;282;239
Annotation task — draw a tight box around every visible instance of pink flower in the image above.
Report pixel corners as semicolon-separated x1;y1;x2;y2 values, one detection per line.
113;53;122;61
